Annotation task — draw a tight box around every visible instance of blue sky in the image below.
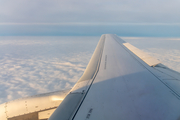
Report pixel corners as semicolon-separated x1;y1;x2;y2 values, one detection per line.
0;0;180;36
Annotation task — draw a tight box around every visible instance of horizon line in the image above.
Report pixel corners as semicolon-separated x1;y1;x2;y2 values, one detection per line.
1;22;180;26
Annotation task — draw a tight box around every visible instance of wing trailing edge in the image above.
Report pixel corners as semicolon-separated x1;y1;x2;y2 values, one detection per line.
0;90;70;120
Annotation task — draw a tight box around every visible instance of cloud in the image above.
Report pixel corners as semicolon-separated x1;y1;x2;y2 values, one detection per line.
0;36;98;104
0;24;180;37
1;0;180;36
0;53;91;104
122;37;180;72
0;0;180;23
0;36;180;105
143;48;180;72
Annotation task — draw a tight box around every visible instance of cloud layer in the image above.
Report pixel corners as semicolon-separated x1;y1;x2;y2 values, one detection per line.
0;36;180;104
123;37;180;72
0;36;98;104
0;53;90;103
1;0;180;23
1;0;180;36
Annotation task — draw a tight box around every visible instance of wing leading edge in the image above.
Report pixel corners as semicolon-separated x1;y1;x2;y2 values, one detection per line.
50;34;180;120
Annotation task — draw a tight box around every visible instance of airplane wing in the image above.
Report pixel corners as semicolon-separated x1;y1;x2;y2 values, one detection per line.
0;90;70;120
1;34;180;120
49;34;180;120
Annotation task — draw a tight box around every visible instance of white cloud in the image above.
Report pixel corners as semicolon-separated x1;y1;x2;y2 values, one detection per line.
0;0;180;23
123;37;180;72
0;35;98;104
0;53;91;104
143;48;180;72
1;36;180;105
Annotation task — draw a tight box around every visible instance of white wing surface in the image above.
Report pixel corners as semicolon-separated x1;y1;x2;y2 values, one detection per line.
49;34;180;120
0;90;70;120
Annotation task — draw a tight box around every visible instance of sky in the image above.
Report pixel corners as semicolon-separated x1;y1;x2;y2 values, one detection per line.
0;0;180;36
0;0;180;105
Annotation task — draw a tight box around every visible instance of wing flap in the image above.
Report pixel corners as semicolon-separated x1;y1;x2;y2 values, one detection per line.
0;90;69;120
151;64;180;98
121;38;180;99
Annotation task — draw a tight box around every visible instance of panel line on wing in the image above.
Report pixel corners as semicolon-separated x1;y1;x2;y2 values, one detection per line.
70;35;106;120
